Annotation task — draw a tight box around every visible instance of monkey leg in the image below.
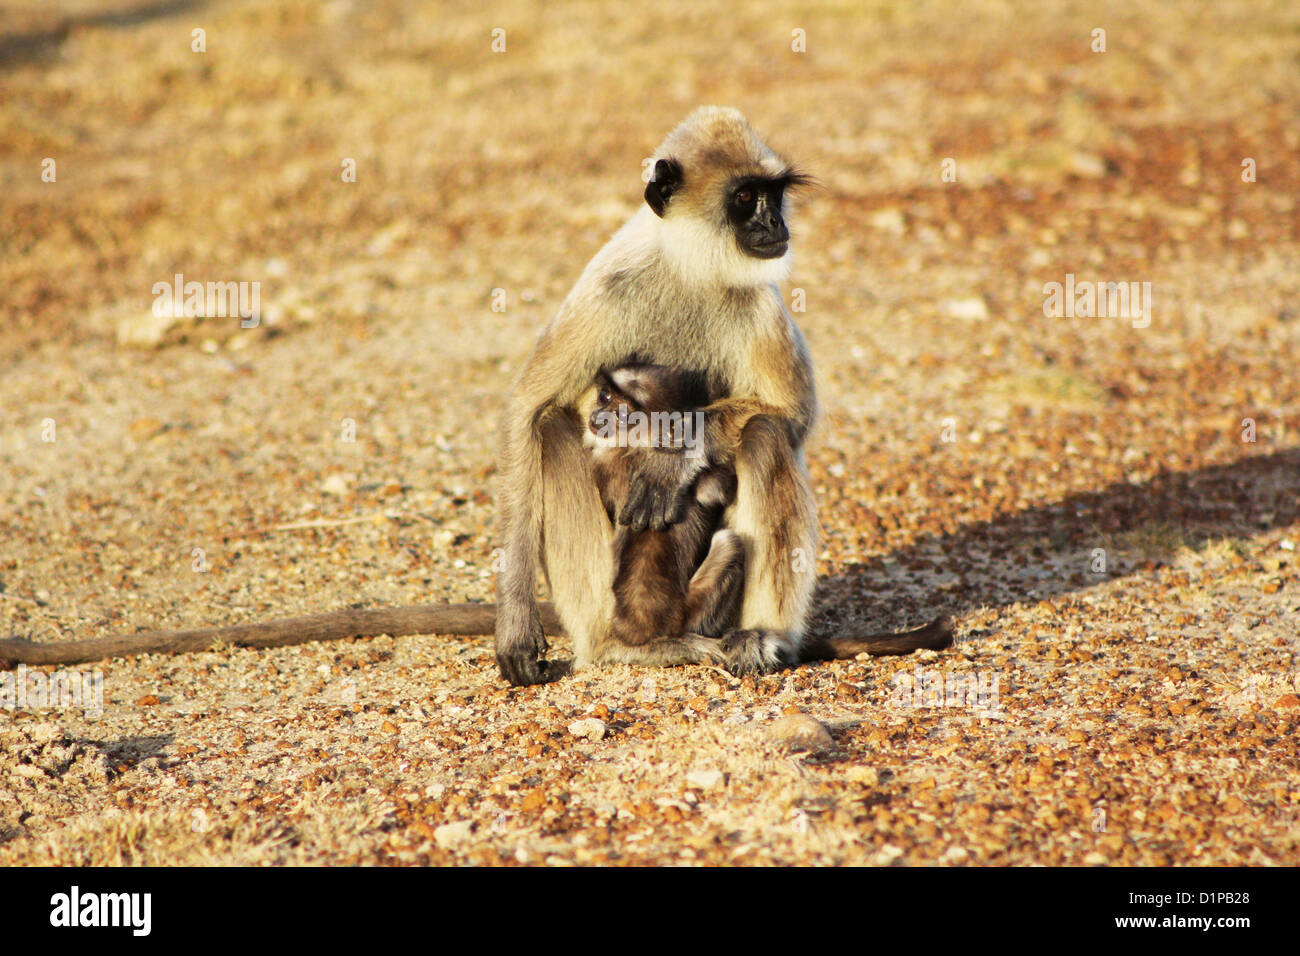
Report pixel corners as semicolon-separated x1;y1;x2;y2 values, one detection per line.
607;527;687;647
537;411;617;671
595;634;730;669
594;527;743;671
682;529;745;637
721;415;819;675
495;407;554;685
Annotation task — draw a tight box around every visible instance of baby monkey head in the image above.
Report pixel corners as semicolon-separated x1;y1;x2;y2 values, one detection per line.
584;364;710;453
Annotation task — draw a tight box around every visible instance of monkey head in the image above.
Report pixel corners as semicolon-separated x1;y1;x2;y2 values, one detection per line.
581;364;710;452
643;107;812;282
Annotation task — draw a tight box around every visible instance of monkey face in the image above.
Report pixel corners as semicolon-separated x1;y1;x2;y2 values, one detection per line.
582;373;635;449
644;153;811;262
726;177;793;259
588;384;633;437
582;365;709;451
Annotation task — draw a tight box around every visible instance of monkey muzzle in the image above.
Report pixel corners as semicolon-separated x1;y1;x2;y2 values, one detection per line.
743;211;790;259
589;403;631;435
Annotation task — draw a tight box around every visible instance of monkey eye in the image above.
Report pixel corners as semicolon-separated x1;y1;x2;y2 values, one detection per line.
597;388;612;405
734;189;755;206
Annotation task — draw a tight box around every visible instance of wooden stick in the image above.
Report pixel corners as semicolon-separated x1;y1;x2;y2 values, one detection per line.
0;603;564;668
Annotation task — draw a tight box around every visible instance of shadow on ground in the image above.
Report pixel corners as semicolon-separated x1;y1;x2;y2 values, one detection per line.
812;447;1299;633
0;0;204;69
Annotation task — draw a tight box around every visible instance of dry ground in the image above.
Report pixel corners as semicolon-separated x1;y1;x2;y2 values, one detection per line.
1;0;1298;865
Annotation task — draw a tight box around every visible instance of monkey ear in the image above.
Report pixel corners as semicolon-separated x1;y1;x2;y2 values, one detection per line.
644;159;683;217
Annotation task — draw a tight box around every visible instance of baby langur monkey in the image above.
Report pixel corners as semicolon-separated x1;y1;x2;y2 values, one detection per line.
581;364;743;648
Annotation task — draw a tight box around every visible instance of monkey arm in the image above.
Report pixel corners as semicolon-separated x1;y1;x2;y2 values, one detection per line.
493;400;552;684
697;314;818;466
614;394;793;532
616;313;814;533
616;446;709;532
696;396;784;465
493;315;625;683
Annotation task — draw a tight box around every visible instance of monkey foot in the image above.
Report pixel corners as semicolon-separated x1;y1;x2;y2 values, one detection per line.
720;629;793;676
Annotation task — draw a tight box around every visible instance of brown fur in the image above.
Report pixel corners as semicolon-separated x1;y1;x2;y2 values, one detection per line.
583;365;744;648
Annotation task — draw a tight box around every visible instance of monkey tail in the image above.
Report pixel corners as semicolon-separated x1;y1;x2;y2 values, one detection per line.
803;614;954;661
0;603;564;669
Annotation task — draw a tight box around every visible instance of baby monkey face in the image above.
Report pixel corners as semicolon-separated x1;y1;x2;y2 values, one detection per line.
583;365;708;453
588;380;633;436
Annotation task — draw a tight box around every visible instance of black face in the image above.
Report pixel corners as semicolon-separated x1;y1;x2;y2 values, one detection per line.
645;159;810;260
727;177;791;259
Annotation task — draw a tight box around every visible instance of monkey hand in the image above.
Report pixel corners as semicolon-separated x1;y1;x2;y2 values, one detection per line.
617;450;704;532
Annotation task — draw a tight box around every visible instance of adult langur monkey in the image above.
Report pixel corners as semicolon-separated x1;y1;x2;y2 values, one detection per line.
494;107;952;686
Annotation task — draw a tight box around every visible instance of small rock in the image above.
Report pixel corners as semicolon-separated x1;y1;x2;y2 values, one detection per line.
433;820;474;849
768;714;833;753
320;474;352;496
868;208;906;234
567;718;607;741
117;310;178;348
686;769;724;790
1274;694;1299;710
136;694;160;707
380;720;399;734
1068;152;1108;179
938;845;968;864
874;843;905;864
128;417;165;442
940;297;989;321
846;765;879;786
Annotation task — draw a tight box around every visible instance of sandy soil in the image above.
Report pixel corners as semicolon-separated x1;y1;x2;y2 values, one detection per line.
1;0;1298;865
